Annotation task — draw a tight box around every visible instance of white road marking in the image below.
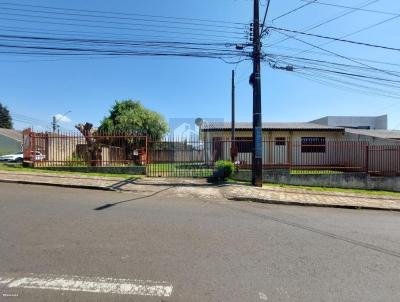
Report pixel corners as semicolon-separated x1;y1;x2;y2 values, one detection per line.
259;292;268;300
0;273;173;297
0;277;14;285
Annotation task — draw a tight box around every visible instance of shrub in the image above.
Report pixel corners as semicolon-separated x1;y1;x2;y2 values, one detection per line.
214;160;235;180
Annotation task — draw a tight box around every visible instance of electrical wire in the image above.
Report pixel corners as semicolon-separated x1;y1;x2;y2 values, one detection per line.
271;0;317;22
264;0;379;47
271;30;400;79
268;26;400;52
0;2;247;25
299;0;400;17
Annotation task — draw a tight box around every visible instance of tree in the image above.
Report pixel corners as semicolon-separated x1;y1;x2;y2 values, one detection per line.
0;103;12;129
75;122;102;166
99;100;169;140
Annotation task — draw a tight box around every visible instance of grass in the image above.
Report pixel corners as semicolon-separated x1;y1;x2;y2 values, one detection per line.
227;177;400;197
0;163;141;179
147;163;213;177
290;169;343;175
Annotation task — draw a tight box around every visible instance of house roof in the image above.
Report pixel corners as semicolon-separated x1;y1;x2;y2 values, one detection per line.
345;128;400;140
201;122;344;132
0;128;22;142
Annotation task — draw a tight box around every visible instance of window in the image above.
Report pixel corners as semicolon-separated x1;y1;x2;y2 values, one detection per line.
235;137;252;153
301;137;326;153
275;137;286;146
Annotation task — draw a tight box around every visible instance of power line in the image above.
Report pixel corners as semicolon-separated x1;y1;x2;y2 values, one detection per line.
0;11;246;36
291;71;400;100
0;25;243;44
299;0;400;17
266;53;400;76
289;65;400;84
0;15;245;40
271;0;317;22
267;46;400;69
268;55;400;97
268;26;400;52
266;53;400;97
275;14;400;60
0;4;246;30
0;1;247;25
271;30;400;79
260;0;271;33
264;0;379;47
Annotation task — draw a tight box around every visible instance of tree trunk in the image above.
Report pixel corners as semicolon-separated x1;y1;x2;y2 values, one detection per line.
75;123;102;167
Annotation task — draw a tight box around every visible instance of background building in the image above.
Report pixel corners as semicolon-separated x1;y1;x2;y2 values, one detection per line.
310;115;387;130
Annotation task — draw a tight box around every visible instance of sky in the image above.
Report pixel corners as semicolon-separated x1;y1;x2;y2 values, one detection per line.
1;0;400;131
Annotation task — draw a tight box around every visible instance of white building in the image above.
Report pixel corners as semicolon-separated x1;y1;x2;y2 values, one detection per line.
310;115;387;130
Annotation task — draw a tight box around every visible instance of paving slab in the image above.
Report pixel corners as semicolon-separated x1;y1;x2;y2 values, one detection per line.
222;184;400;211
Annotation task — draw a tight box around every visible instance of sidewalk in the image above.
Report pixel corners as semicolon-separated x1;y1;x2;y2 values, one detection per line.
221;185;400;211
1;170;400;211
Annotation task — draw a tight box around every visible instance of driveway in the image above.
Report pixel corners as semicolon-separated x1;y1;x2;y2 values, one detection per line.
0;183;400;301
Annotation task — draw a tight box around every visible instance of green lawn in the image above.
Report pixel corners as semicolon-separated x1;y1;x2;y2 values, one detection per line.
147;163;213;177
0;163;141;179
290;169;343;175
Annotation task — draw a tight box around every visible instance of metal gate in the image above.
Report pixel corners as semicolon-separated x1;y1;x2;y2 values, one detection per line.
146;140;215;177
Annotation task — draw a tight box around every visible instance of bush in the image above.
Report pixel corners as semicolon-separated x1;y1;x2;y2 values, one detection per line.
214;160;235;180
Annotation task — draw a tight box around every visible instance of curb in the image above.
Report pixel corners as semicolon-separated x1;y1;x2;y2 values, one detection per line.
228;196;400;212
0;179;117;192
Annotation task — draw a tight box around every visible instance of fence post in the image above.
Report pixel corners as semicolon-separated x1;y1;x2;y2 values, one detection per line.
365;145;369;173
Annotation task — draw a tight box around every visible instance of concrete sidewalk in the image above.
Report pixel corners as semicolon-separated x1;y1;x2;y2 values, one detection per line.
1;170;400;211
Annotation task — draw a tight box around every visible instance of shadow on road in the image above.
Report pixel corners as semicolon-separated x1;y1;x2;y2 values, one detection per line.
107;177;140;191
94;186;173;211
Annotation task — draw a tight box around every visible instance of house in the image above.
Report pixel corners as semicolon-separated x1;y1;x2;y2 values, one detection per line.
310;115;387;130
0;128;22;155
201;122;346;165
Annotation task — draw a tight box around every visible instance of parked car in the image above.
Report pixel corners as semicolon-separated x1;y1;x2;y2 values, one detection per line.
0;152;23;162
30;151;45;161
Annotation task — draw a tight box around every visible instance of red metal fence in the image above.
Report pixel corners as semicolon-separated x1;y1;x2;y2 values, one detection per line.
26;130;147;167
23;130;400;177
213;139;400;176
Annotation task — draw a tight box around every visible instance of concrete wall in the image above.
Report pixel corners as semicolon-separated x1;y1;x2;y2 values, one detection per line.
233;170;400;192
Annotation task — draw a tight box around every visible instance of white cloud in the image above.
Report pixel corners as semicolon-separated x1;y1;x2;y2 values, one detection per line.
55;114;71;123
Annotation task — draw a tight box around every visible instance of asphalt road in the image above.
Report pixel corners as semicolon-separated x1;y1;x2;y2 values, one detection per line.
0;183;400;302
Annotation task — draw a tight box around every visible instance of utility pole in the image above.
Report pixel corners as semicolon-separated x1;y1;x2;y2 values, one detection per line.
52;116;57;132
231;70;237;162
231;70;235;142
252;0;263;186
52;111;71;132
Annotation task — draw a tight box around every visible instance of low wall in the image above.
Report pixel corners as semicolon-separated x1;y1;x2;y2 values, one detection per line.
36;166;146;175
233;170;400;192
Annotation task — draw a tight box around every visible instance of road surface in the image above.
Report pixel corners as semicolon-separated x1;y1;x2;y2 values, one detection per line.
0;183;399;301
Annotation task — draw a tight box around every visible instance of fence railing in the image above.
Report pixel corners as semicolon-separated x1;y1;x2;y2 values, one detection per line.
26;130;147;167
23;130;400;177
